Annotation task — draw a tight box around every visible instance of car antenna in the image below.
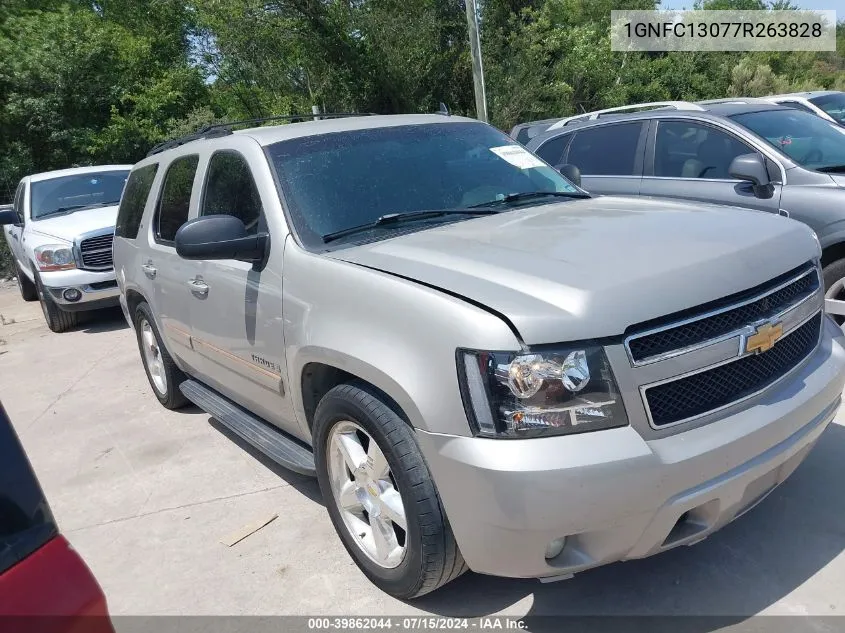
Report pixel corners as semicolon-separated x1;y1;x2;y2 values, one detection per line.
437;102;450;117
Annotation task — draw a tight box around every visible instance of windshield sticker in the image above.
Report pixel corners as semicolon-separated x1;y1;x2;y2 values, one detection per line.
490;145;546;169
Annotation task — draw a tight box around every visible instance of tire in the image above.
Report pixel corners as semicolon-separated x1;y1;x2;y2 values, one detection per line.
15;263;37;301
822;258;845;325
133;301;188;409
34;273;77;333
313;382;467;599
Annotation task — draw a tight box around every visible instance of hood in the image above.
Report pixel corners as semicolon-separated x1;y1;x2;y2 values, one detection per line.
331;196;819;345
28;205;118;243
828;174;845;188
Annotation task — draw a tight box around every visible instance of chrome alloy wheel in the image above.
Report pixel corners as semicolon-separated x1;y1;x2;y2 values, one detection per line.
327;421;407;568
140;318;167;395
825;276;845;329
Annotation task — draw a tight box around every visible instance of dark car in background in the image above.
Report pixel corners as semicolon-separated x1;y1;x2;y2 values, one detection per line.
519;101;845;322
0;403;114;632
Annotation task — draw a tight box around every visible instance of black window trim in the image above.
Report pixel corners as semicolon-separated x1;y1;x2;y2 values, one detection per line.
559;120;648;178
12;181;25;225
153;153;200;247
644;117;784;184
198;149;268;235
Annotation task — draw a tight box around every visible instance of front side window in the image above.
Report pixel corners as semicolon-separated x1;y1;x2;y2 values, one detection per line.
266;122;584;249
534;134;571;167
732;108;845;171
115;164;158;240
655;121;752;179
808;93;845;125
201;151;263;234
155;155;198;243
12;183;24;223
30;171;129;220
566;123;642;176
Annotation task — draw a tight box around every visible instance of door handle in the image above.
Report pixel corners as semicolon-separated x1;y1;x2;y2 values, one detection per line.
141;262;157;279
188;278;209;297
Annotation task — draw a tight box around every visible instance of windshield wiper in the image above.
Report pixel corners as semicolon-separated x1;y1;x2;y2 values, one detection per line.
36;201;117;219
322;209;498;244
816;165;845;174
468;191;589;208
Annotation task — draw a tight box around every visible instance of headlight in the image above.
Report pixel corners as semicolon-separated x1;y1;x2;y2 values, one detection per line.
457;345;628;438
34;244;76;271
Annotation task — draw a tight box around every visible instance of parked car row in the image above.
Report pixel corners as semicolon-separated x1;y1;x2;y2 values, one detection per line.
3;102;845;601
512;96;845;324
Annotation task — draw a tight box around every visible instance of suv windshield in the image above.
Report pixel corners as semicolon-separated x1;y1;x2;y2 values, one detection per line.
31;170;130;220
731;109;845;170
265;122;582;248
808;93;845;125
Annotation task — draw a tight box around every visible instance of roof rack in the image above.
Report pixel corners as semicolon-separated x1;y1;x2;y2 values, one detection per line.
545;101;706;131
146;112;377;157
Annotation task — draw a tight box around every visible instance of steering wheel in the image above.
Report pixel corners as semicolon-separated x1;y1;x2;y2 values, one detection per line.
801;148;824;164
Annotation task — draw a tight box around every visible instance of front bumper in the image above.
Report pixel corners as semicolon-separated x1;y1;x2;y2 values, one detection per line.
418;315;845;579
40;268;119;311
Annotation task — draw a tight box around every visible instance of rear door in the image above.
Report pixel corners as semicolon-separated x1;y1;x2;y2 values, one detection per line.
185;139;297;434
549;121;646;196
640;119;783;213
0;403;58;579
144;154;205;374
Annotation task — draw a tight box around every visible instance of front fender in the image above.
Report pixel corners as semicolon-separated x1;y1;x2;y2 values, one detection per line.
282;243;520;436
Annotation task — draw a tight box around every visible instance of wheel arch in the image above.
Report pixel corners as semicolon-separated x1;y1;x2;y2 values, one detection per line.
297;351;420;436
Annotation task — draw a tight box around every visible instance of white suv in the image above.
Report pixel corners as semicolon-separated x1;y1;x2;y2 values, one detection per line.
0;165;131;332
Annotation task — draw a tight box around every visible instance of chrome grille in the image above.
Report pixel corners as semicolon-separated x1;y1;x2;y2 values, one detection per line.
644;313;821;427
627;265;819;365
79;232;114;271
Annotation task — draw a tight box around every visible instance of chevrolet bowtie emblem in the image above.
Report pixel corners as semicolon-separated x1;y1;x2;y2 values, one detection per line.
745;321;784;354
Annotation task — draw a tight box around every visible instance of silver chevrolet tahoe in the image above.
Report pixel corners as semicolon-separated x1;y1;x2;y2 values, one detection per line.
113;113;845;599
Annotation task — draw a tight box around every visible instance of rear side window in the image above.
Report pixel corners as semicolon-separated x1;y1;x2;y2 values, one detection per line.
534;134;571;167
115;164;158;239
200;151;263;235
566;123;642;175
155;155;199;243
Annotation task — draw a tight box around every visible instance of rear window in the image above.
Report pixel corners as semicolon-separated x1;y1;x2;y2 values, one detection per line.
566;123;642;176
115;164;158;240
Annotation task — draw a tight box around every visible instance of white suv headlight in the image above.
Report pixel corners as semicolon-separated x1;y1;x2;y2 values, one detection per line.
34;244;76;272
457;345;629;438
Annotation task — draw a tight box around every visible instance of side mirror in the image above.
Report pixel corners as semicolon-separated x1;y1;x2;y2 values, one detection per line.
729;153;773;198
175;215;268;264
0;209;20;226
556;164;581;188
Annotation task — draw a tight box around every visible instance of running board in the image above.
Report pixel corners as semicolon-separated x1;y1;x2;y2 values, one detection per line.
179;379;316;477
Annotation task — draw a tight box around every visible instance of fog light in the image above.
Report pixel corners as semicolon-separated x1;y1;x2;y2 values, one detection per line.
63;288;82;302
544;537;566;560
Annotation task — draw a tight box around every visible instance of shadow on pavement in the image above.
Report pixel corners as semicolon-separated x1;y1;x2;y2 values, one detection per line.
207;416;323;504
413;422;845;629
77;306;128;334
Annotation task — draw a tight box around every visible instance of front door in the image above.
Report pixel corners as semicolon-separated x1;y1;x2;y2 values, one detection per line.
640;119;783;213
186;145;297;435
5;183;26;268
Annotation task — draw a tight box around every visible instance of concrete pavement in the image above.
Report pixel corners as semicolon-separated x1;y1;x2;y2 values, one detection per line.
2;281;845;620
